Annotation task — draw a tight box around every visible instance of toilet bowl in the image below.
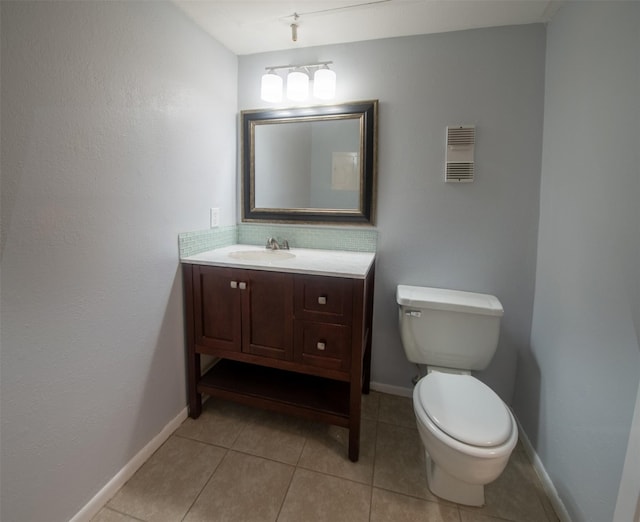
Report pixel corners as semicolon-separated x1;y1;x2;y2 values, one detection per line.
396;285;518;506
413;371;517;506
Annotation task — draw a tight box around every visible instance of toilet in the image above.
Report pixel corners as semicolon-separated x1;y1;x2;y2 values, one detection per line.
396;285;518;507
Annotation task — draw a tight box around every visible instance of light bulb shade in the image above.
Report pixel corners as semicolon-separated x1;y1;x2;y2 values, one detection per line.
313;68;336;100
261;72;283;103
286;70;309;101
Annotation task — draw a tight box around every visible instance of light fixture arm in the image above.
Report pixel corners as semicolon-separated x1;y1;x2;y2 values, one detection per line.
263;61;333;73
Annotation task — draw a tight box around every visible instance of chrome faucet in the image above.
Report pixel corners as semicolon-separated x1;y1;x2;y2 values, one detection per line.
265;237;290;250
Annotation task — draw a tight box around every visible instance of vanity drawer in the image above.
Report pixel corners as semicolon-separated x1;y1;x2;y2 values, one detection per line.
294;321;351;372
294;275;353;325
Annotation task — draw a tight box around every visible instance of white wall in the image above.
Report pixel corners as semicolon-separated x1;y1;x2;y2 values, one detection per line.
0;2;237;521
514;3;640;521
238;24;546;402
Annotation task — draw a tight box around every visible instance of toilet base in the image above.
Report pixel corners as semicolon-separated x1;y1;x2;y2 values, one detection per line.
425;451;485;507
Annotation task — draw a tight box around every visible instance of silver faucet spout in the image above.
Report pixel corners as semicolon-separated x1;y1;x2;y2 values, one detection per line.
266;237;279;250
265;237;290;250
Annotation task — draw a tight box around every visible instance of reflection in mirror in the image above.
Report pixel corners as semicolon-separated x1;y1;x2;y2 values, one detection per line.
241;100;378;225
254;118;361;210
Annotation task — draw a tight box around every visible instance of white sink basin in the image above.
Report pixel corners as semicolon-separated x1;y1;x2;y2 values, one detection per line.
228;250;296;262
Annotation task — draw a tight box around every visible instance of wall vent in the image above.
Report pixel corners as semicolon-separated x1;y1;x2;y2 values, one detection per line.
446;162;474;181
445;125;475;182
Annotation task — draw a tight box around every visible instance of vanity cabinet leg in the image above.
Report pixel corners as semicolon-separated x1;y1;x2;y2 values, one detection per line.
348;421;361;462
362;339;372;395
188;352;202;419
183;263;202;419
189;386;202;418
349;375;362;462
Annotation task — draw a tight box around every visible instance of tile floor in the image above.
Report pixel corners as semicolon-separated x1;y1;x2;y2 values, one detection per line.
92;392;559;522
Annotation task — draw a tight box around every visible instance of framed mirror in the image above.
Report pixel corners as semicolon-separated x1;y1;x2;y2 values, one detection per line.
241;100;378;225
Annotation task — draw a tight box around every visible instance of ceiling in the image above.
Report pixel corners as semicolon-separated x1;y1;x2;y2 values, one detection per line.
173;0;562;56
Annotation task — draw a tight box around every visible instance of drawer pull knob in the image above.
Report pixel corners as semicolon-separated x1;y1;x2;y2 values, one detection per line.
239;282;247;290
317;342;326;351
318;296;327;305
230;281;238;289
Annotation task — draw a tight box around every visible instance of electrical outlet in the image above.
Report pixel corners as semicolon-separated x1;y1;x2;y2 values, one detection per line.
210;207;220;228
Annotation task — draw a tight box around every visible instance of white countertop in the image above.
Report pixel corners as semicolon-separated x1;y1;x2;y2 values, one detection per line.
181;244;375;279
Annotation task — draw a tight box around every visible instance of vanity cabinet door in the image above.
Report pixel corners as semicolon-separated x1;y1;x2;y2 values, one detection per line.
193;265;242;353
241;270;293;360
192;265;293;360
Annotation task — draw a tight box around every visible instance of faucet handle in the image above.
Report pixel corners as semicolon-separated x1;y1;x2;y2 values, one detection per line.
281;239;290;250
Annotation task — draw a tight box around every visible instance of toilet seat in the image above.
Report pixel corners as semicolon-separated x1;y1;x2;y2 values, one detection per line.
415;372;512;448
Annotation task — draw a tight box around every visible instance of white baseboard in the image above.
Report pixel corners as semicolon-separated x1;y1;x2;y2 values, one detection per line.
514;415;572;522
370;381;413;398
70;406;189;522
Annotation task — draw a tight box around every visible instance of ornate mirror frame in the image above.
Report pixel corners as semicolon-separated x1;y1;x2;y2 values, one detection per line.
241;100;378;225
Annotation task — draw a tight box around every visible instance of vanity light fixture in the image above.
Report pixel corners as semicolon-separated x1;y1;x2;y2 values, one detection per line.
260;69;283;103
313;65;337;100
259;62;336;103
286;68;309;101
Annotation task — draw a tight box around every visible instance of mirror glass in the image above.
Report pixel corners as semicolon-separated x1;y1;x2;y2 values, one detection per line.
241;100;378;225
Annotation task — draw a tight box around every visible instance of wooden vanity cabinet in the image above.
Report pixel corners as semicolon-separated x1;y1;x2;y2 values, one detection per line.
182;262;375;462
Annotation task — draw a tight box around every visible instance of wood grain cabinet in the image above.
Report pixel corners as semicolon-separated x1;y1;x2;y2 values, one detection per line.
192;266;293;360
182;262;375;461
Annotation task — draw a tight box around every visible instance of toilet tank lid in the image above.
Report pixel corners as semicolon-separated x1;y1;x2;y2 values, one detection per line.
396;285;504;317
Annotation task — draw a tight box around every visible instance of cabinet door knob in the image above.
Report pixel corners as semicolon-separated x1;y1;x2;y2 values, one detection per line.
317;341;326;351
238;282;247;290
230;281;238;289
318;296;327;305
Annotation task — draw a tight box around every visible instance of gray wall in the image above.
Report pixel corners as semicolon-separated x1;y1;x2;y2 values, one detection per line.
238;24;546;402
0;2;237;521
4;4;635;521
513;3;640;521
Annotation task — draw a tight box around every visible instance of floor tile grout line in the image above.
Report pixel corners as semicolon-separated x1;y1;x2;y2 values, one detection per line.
292;427;309;467
376;418;418;430
100;505;147;522
172;431;238;452
228;413;253;449
367;415;379;522
179;447;229;522
274;463;298;522
457;510;519;522
294;454;378;487
371;483;454;507
294;461;374;487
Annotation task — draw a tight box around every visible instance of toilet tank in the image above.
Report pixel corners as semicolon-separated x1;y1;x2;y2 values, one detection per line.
396;285;504;371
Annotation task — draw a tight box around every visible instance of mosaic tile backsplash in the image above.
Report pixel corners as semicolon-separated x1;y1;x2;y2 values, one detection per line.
178;224;377;258
178;226;237;258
